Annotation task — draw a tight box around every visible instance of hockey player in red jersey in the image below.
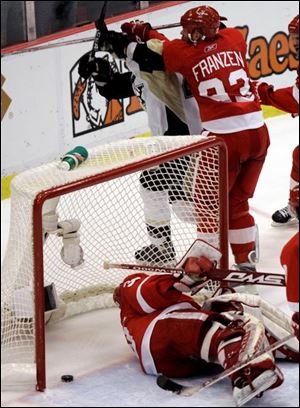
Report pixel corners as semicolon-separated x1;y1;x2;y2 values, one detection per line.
97;5;270;272
280;183;299;340
255;14;299;226
113;242;298;406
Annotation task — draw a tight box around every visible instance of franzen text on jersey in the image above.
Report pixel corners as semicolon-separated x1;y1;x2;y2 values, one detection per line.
193;51;245;79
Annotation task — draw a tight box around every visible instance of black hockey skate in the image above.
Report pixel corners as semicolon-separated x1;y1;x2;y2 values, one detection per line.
135;241;176;266
271;206;298;227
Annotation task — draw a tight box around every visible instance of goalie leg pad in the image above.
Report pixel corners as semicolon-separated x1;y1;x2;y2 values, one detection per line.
216;314;284;406
203;293;299;360
218;314;266;370
263;315;299;362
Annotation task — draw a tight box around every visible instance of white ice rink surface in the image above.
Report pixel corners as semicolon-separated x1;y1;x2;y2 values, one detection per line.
1;115;299;407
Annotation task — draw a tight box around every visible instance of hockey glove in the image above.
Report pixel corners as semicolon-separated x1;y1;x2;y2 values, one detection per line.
97;30;131;59
251;81;274;104
174;256;215;294
121;20;152;42
78;52;113;85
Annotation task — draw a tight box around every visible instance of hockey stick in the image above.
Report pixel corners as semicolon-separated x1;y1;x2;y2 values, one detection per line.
103;261;286;287
1;21;179;57
156;333;295;396
90;1;108;61
153;22;181;30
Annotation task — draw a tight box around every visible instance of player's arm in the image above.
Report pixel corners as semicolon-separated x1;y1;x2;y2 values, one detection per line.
121;21;168;42
254;79;299;115
118;273;188;312
97;72;135;100
121;22;188;76
95;30;166;73
78;51;135;99
95;29;186;75
95;29;187;78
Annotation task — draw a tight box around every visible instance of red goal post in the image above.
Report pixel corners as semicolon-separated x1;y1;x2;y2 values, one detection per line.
1;135;228;391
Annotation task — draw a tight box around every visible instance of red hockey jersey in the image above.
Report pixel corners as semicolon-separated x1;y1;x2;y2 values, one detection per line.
116;273;220;377
163;28;264;133
280;232;299;311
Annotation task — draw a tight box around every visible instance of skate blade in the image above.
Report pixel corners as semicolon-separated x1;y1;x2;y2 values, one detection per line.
271;218;299;227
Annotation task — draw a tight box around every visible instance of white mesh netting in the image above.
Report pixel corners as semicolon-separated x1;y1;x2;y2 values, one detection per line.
1;135;227;381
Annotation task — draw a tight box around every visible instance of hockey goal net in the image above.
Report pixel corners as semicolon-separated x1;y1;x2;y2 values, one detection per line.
1;135;228;390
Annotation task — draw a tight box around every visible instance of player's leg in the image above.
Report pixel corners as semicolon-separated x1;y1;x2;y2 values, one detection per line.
208;312;284;406
226;126;270;273
136;156;191;266
136;180;175;265
272;144;299;226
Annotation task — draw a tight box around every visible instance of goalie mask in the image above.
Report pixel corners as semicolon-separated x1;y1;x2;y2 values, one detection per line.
180;5;227;43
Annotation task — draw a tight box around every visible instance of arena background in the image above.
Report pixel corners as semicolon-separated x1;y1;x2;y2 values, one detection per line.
1;1;298;198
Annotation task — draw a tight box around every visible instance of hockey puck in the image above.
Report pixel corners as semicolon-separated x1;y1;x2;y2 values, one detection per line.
61;374;74;382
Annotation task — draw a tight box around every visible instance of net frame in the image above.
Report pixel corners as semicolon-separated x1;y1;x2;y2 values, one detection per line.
1;135;228;391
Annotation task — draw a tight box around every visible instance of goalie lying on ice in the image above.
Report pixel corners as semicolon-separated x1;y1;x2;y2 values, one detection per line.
113;265;298;406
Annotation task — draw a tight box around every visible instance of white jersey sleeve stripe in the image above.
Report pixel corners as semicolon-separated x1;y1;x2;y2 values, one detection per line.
136;276;156;313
